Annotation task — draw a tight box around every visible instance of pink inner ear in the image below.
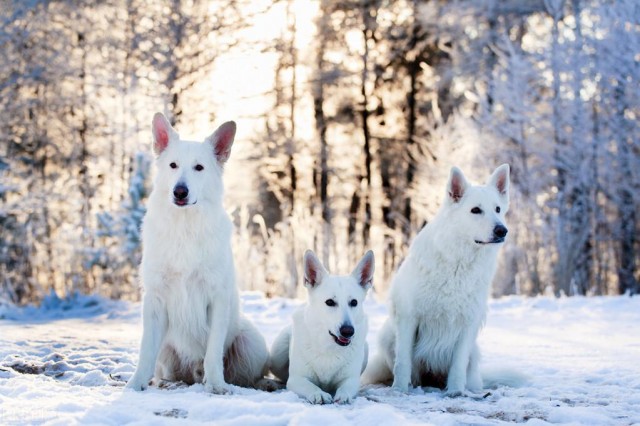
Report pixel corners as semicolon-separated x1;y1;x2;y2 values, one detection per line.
495;172;508;195
215;138;231;160
305;267;317;286
304;252;324;287
449;174;465;202
152;115;171;155
213;123;236;163
360;261;373;284
155;129;169;152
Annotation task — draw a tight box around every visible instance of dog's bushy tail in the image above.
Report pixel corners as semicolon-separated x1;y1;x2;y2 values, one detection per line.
268;326;291;383
482;366;529;389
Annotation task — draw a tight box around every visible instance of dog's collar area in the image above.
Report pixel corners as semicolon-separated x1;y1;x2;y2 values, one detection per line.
329;331;351;347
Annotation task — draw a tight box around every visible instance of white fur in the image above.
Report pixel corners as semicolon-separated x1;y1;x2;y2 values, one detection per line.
362;164;515;396
269;250;374;404
126;113;268;394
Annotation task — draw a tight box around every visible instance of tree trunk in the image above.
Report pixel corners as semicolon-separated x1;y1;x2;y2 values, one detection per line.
314;1;331;264
77;29;95;294
287;0;297;212
547;0;573;296
357;3;374;246
615;84;638;295
168;0;185;125
404;58;418;236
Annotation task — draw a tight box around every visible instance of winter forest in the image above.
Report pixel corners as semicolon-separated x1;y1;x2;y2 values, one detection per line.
1;0;638;305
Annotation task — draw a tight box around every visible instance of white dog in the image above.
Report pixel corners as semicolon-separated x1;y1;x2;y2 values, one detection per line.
269;250;374;404
363;164;515;396
127;113;268;393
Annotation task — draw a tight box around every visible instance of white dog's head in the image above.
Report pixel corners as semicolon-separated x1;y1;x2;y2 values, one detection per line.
441;164;510;246
302;250;374;348
150;112;236;209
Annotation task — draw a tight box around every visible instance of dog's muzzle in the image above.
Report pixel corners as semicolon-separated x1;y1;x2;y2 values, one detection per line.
329;324;355;347
475;224;508;245
173;184;190;206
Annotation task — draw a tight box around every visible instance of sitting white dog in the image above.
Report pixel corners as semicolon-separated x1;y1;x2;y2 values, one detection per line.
126;113;268;393
269;250;374;404
363;164;520;396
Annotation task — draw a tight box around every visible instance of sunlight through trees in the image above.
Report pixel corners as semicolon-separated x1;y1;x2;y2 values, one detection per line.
1;0;638;303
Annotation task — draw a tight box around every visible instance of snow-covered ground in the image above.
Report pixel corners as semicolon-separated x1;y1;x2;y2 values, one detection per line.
1;292;639;425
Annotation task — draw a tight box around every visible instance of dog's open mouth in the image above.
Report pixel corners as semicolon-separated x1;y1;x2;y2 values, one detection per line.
475;237;505;245
329;331;351;347
173;199;196;207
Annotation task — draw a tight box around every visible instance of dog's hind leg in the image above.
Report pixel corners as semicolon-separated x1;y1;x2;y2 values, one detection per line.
155;345;202;385
268;325;291;383
224;316;269;388
155;345;180;383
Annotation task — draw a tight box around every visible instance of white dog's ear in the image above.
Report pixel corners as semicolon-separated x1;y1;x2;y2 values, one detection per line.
351;250;374;291
206;121;236;164
152;113;178;156
488;163;510;199
447;166;469;203
303;250;326;289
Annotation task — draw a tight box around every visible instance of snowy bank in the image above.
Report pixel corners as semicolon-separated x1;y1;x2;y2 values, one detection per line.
1;293;639;425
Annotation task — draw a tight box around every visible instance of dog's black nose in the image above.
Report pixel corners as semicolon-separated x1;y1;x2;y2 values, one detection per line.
173;184;189;200
339;324;354;338
493;225;508;239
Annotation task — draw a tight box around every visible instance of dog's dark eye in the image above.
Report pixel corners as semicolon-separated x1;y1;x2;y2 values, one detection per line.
170;162;178;169
496;206;501;213
325;299;336;307
471;207;482;214
349;299;358;307
194;164;204;171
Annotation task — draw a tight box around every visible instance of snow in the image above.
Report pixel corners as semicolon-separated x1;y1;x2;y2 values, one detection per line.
1;293;640;425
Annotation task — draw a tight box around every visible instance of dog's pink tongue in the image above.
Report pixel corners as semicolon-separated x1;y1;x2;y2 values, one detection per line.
338;336;350;344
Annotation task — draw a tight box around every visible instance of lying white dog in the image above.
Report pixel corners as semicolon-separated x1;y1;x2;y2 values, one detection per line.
363;164;519;396
127;113;268;393
269;250;375;404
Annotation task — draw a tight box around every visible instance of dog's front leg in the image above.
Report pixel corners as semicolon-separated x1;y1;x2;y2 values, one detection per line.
333;376;360;404
127;293;167;391
391;314;418;393
445;327;478;396
287;375;333;404
466;342;482;392
203;298;230;394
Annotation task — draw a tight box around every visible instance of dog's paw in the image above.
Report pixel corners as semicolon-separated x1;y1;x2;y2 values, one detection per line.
307;390;333;404
445;375;466;397
333;390;355;404
204;381;231;395
125;376;149;391
444;388;466;398
391;380;409;394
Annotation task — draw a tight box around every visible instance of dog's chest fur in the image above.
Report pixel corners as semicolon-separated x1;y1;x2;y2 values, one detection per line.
141;202;236;361
392;225;497;375
161;270;212;358
410;251;491;323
